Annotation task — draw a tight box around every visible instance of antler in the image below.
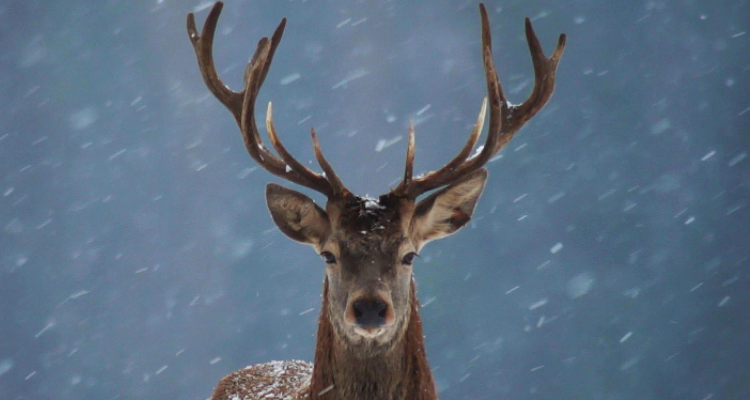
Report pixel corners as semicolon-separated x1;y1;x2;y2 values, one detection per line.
395;3;566;198
187;2;348;198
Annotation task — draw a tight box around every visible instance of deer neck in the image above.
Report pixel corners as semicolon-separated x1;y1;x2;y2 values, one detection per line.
307;278;437;400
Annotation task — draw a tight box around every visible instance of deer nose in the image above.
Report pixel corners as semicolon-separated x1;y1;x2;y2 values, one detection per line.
352;298;388;328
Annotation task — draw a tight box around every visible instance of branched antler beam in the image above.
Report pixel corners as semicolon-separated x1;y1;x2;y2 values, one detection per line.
397;4;566;198
187;2;347;198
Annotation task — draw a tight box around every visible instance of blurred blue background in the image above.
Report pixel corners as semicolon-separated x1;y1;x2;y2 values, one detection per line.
1;0;748;399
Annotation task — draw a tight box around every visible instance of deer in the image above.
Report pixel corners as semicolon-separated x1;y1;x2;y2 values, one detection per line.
186;2;565;399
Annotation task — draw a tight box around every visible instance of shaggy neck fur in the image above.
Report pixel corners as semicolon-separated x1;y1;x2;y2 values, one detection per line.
308;278;437;400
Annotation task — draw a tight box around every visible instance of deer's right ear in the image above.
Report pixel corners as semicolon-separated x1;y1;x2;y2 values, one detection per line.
266;183;330;244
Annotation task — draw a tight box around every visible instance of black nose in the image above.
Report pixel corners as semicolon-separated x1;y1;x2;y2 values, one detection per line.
352;298;388;328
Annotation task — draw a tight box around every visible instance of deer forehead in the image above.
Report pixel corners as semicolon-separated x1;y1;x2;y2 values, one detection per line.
325;195;416;242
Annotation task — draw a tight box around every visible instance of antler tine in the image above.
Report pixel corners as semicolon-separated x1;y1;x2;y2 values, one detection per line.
265;103;343;197
400;97;487;197
187;2;243;118
265;102;326;187
393;121;417;196
452;3;508;168
188;2;342;198
400;2;565;198
403;121;416;187
508;18;566;133
310;129;348;196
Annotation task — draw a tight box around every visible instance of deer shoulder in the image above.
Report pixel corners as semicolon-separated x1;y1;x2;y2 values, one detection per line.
210;360;313;400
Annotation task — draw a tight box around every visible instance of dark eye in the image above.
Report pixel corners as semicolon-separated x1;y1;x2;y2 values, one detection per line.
320;251;336;265
402;252;418;266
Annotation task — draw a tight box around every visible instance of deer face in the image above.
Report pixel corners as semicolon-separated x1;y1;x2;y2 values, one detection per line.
266;169;487;356
319;228;413;356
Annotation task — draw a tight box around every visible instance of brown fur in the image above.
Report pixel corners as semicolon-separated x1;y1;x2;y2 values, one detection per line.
211;359;312;400
207;278;436;400
210;175;487;400
308;278;436;400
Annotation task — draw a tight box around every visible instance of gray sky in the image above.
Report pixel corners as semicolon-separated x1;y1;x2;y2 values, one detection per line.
1;0;748;399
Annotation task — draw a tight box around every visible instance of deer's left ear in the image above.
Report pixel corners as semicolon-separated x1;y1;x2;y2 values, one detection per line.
410;169;487;245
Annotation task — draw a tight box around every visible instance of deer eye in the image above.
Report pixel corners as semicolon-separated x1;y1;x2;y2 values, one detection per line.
401;252;418;266
320;251;336;265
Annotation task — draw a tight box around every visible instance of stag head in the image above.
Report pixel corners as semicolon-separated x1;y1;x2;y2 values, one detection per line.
267;168;487;355
187;2;565;358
